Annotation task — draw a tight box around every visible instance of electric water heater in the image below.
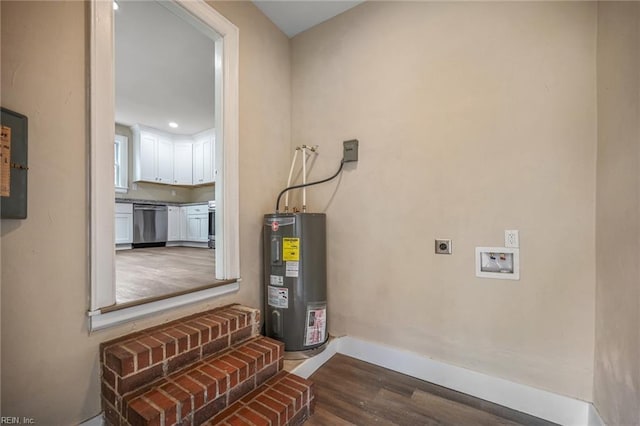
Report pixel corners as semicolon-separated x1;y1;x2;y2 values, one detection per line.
263;212;327;352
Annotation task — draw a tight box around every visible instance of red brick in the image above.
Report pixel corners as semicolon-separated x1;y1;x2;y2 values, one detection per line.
105;344;135;376
102;382;117;407
237;345;264;371
159;381;192;420
102;365;117;388
123;340;151;371
229;377;256;405
145;391;178;426
167;348;200;375
237;407;269;426
187;369;218;402
185;320;211;345
163;327;190;354
137;335;164;365
273;383;302;411
209;358;239;388
248;400;279;425
172;374;206;411
118;364;164;395
193;395;226;426
127;397;161;426
289;406;309;426
263;370;288;387
246;343;271;365
202;336;230;358
203;314;228;335
230;326;252;345
219;354;248;382
148;331;177;359
176;324;201;349
256;362;279;387
193;317;222;340
209;401;243;424
211;313;236;333
280;377;309;403
225;414;251;426
264;389;295;420
256;395;287;426
225;308;249;328
198;364;228;398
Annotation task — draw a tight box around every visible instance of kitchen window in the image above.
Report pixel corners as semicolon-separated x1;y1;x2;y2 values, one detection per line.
88;0;239;331
114;134;128;193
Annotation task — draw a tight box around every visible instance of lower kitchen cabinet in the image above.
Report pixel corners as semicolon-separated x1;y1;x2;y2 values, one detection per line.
167;204;208;244
115;203;133;247
167;206;182;241
186;213;208;242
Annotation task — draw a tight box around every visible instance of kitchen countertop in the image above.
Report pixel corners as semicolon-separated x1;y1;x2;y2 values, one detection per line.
115;198;210;207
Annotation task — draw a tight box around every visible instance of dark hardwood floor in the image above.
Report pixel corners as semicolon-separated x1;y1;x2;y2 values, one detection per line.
305;354;556;426
115;246;216;303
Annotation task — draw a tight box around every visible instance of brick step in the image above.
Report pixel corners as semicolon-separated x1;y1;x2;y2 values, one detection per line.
116;336;284;426
206;370;314;426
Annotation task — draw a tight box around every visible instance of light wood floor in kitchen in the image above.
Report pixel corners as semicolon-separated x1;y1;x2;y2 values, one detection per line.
115;247;215;304
304;354;555;426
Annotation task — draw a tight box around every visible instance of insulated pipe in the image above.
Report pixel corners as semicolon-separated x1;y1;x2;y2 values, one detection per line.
284;148;300;212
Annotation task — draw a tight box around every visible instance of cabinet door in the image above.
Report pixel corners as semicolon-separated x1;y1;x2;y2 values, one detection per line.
139;132;157;182
203;138;214;183
115;213;133;244
156;137;174;184
167;206;181;241
192;140;205;184
198;216;209;241
173;142;193;185
186;216;201;241
179;207;188;240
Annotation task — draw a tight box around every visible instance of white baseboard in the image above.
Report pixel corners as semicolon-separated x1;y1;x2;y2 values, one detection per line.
78;413;103;426
293;335;602;426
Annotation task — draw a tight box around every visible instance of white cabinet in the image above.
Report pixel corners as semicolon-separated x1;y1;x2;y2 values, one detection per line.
167;205;182;241
131;124;214;187
132;126;174;184
114;203;133;246
193;130;215;185
173;142;193;185
186;204;208;242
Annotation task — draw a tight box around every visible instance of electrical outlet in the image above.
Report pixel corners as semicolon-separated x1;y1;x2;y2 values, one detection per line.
435;239;452;254
343;139;359;162
505;230;519;248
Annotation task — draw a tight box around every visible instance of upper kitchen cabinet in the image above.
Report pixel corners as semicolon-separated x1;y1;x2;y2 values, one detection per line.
173;141;193;185
130;124;213;187
132;125;174;184
193;129;215;185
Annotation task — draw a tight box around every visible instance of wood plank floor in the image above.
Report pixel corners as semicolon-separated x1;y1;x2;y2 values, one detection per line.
115;247;215;304
305;354;556;426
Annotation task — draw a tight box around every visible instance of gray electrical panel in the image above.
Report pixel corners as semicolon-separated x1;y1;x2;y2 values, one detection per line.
263;212;327;352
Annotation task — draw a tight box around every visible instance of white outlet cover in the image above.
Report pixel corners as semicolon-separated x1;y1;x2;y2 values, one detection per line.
505;230;519;248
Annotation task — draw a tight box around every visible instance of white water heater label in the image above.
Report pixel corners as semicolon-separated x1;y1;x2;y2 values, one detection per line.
270;275;284;286
304;306;326;346
268;286;289;308
285;261;299;278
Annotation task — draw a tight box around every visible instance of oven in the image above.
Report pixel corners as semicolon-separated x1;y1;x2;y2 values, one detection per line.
208;201;215;249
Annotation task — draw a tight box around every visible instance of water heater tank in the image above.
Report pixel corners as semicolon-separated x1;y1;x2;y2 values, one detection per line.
263;212;328;352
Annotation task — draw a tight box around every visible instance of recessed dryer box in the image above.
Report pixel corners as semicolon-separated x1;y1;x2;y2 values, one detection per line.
475;247;520;280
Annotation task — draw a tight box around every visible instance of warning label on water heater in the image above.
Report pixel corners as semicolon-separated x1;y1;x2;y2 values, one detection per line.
268;286;289;308
304;305;326;346
270;275;284;286
282;238;300;261
285;261;299;278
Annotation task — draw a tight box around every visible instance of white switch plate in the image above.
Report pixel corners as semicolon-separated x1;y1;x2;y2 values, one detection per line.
505;230;519;248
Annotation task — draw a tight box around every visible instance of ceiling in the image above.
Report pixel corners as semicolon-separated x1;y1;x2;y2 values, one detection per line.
114;0;217;135
252;1;364;38
114;0;362;136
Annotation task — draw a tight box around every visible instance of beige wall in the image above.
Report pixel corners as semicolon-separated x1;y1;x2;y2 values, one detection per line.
0;1;290;423
594;2;640;424
291;2;597;400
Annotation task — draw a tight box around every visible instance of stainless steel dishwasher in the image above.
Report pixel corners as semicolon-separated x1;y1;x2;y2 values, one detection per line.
133;204;168;247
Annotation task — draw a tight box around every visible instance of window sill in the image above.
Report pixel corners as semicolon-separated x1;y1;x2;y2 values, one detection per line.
88;279;240;332
115;186;128;194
